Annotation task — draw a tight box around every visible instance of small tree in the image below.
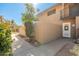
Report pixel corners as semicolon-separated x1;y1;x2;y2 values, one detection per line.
22;3;36;37
0;22;12;56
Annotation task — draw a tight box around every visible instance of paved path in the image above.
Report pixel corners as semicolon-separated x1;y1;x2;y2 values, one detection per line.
12;35;72;56
55;42;75;56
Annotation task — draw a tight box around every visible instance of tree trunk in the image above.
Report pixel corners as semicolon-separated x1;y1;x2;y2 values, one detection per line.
24;22;33;37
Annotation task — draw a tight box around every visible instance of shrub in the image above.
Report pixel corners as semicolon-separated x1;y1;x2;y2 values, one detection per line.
0;23;12;56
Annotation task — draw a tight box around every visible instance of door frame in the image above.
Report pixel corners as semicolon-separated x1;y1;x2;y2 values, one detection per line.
62;22;71;38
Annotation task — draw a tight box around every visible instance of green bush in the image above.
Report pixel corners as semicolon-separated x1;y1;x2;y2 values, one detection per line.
0;23;12;56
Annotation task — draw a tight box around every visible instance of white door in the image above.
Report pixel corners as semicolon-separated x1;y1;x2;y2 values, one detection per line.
63;22;71;38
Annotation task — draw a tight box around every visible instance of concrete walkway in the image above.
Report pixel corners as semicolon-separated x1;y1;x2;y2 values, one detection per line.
12;36;72;56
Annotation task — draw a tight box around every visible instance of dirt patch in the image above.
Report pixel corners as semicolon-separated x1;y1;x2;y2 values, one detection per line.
17;35;40;47
55;42;76;56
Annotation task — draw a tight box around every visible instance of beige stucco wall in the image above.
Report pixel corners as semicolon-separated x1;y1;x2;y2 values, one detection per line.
37;5;62;20
35;11;63;44
76;16;79;38
76;16;79;29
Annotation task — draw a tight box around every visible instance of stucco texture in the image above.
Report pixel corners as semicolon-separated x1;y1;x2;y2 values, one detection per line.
34;11;62;44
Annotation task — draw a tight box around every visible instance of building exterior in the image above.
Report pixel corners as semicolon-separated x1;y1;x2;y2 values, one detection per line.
18;25;26;37
0;16;5;23
60;3;79;39
35;3;79;44
0;16;18;32
0;16;3;23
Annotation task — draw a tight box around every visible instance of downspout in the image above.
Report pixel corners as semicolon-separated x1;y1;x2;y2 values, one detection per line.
61;3;64;38
62;3;64;18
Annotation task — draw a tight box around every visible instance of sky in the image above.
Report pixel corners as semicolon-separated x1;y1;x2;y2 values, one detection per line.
0;3;54;25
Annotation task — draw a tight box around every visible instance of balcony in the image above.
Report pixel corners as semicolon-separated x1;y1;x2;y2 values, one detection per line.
60;4;79;19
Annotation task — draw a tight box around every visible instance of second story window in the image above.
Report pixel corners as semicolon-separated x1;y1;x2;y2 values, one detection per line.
47;9;56;16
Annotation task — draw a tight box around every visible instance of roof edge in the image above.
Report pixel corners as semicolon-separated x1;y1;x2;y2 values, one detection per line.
36;3;62;16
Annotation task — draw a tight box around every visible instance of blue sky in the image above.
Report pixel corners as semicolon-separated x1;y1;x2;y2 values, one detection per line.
0;3;54;25
36;3;54;12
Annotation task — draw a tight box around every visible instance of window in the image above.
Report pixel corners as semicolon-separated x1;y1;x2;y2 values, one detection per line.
47;9;56;16
64;26;69;31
